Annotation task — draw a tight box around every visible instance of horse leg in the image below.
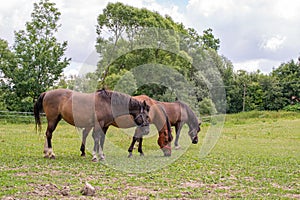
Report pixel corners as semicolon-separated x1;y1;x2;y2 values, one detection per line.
128;136;138;158
99;127;108;161
91;128;100;162
91;125;107;162
137;137;144;156
44;116;61;159
174;122;183;150
80;127;92;157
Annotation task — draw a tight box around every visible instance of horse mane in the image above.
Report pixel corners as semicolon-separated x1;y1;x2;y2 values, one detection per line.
96;89;141;111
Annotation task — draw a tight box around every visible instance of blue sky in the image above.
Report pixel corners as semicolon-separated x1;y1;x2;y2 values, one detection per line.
1;0;300;75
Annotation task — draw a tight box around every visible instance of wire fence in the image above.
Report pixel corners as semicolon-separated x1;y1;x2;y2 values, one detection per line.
0;110;214;124
0;110;45;123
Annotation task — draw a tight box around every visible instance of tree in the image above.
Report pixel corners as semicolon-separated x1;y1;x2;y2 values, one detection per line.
95;3;220;94
200;28;220;51
0;39;16;110
272;59;300;106
0;0;70;111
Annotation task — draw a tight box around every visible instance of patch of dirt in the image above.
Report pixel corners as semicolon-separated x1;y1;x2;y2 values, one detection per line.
181;181;206;188
285;194;300;199
26;183;70;198
180;181;235;199
125;185;156;200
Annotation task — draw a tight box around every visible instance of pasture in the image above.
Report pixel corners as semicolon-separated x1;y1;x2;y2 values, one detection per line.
0;111;299;199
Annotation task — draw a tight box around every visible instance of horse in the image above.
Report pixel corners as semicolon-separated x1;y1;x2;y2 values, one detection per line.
291;95;300;104
129;96;201;156
128;95;173;157
34;88;150;161
80;95;173;157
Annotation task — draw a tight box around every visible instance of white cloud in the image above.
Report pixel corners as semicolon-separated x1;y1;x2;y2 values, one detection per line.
260;35;286;52
185;0;300;72
233;59;281;74
272;0;300;20
187;0;235;17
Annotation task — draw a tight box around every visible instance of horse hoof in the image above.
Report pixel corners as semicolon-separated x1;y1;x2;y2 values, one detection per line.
175;145;181;150
128;153;133;158
140;153;144;157
91;157;98;162
100;156;105;161
44;155;49;158
81;153;86;157
50;155;56;159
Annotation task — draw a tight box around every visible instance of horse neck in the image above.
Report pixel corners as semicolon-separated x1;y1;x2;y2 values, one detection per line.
155;106;172;142
128;98;143;118
152;104;170;133
182;103;198;130
105;90;138;117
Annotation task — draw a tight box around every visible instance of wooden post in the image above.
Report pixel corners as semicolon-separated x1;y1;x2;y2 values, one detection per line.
242;83;246;112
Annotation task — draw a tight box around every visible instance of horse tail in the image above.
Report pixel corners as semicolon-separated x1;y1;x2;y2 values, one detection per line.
34;92;46;132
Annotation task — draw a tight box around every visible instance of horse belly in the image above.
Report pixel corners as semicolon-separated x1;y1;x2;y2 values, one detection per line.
61;99;95;128
113;115;135;128
72;108;95;128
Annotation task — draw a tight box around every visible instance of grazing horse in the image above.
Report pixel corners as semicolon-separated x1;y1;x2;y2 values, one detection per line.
34;89;150;161
130;97;201;155
128;95;173;157
160;101;201;149
80;95;173;157
291;96;300;104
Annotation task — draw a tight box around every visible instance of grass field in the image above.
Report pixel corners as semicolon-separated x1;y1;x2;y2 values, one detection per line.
0;111;299;199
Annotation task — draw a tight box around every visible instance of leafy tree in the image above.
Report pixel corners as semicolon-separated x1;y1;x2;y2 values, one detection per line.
0;0;70;111
0;39;17;110
95;3;221;109
200;28;220;51
272;59;300;106
259;74;285;110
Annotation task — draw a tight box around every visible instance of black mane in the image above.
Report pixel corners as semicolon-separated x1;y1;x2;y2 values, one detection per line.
97;89;142;114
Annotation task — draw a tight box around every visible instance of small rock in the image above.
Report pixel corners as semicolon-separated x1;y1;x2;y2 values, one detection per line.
80;182;95;196
61;186;70;196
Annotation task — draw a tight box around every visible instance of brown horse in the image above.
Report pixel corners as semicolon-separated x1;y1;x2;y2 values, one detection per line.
34;89;150;161
80;94;173;157
129;97;201;155
291;96;300;104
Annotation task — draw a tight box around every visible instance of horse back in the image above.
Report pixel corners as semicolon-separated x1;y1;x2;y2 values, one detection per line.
43;89;99;127
160;102;184;125
42;89;72;117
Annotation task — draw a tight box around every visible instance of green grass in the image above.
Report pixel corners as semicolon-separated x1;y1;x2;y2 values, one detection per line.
0;111;299;199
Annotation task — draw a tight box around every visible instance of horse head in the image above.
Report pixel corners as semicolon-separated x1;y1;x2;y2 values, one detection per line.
157;127;173;156
131;100;150;128
188;120;201;144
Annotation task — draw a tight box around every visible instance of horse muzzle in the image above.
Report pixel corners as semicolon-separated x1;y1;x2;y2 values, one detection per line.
140;125;150;135
192;136;198;144
161;145;172;157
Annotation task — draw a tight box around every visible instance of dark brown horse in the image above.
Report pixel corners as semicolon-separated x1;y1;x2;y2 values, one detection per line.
80;94;173;157
34;89;150;161
129;97;201;155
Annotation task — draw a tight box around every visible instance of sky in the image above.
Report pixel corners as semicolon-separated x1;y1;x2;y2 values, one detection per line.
1;0;300;76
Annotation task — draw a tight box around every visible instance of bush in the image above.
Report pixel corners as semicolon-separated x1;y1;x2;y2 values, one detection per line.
283;104;300;112
198;98;217;115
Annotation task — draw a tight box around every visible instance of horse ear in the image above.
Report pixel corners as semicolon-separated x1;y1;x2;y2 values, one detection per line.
142;100;149;111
